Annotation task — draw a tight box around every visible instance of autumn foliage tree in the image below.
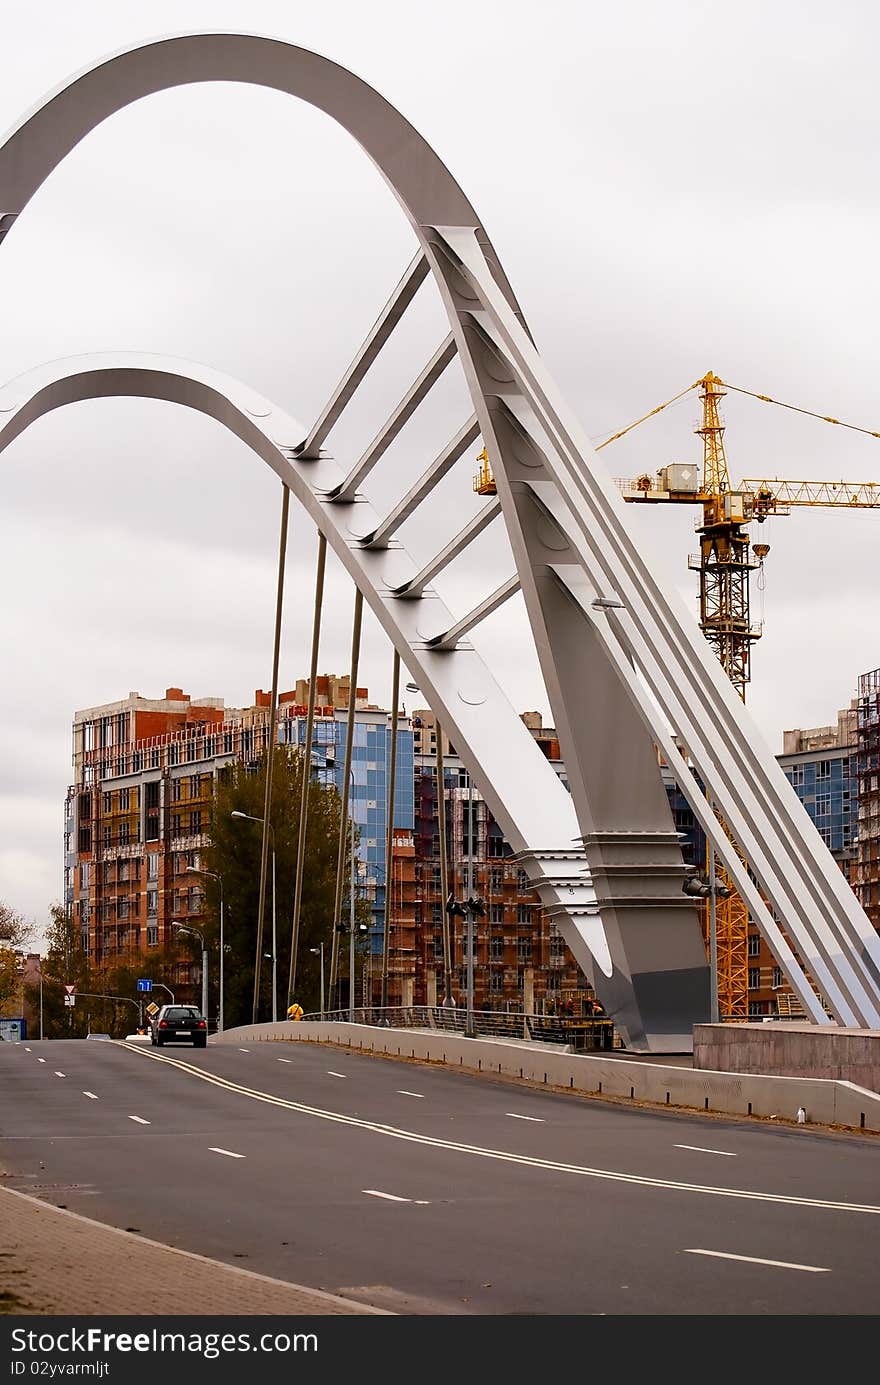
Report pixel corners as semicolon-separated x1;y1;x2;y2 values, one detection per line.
0;901;32;1015
204;745;354;1026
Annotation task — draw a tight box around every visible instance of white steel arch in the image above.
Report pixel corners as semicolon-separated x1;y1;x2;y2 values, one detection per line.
2;33;878;1046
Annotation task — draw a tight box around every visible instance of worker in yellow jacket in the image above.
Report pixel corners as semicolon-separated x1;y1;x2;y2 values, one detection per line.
286;1002;304;1022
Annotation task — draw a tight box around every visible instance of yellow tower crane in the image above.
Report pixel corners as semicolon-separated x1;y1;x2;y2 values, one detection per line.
473;372;880;1018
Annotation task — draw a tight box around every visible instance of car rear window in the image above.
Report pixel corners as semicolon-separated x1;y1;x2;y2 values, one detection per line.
164;1007;200;1021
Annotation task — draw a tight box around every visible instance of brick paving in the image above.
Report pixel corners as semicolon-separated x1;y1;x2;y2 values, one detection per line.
0;1185;386;1316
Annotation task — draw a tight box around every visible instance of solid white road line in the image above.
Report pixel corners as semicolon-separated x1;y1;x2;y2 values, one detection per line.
82;1092;99;1100
397;1091;425;1099
327;1071;347;1079
675;1144;737;1158
54;1071;66;1078
209;1147;246;1159
128;1115;151;1125
121;1046;880;1219
506;1113;544;1123
684;1248;829;1273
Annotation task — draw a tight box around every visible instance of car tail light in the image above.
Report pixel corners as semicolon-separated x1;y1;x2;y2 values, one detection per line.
159;1020;168;1028
198;1020;207;1029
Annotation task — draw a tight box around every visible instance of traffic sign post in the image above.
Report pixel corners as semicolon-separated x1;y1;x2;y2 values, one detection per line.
63;995;75;1007
145;1001;159;1017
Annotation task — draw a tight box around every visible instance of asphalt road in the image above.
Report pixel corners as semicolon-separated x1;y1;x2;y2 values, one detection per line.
2;1037;879;1314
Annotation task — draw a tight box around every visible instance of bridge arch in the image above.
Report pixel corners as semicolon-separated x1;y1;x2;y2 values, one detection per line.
2;35;878;1044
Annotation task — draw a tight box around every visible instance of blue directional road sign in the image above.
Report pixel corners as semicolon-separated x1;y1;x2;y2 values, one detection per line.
136;979;153;993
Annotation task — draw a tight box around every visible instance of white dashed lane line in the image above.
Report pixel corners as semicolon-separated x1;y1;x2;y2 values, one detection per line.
506;1113;544;1123
82;1091;99;1100
363;1189;430;1205
24;1047;31;1052
397;1091;425;1099
277;1058;293;1064
128;1115;151;1125
676;1144;737;1158
684;1249;829;1273
327;1071;347;1079
209;1147;246;1159
37;1058;46;1064
238;1048;250;1053
54;1071;66;1078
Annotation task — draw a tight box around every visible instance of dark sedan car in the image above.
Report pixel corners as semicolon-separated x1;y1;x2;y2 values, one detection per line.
151;1005;208;1047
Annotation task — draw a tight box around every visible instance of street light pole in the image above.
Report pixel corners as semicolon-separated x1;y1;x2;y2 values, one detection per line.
310;944;325;1018
171;922;206;1019
350;807;357;1021
187;867;224;1032
708;840;719;1024
231;812;276;1023
271;847;277;1023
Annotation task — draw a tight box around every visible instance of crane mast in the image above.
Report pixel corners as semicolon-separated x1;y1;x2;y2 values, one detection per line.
690;372;759;702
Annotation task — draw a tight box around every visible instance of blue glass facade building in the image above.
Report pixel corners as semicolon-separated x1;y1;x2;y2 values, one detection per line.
286;711;414;946
778;745;857;877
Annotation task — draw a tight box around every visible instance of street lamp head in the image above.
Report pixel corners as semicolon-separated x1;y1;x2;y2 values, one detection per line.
230;810;251;820
405;682;420;694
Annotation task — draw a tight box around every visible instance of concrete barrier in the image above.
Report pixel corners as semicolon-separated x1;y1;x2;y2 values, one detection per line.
215;1021;880;1132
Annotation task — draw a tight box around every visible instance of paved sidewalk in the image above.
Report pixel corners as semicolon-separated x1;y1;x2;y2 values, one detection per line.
0;1185;387;1316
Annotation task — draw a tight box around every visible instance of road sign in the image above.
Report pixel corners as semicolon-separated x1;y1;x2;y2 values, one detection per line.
63;995;75;1007
136;979;152;993
145;1001;159;1017
64;984;75;995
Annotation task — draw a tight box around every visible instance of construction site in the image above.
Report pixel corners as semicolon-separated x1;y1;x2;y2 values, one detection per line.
476;370;880;1025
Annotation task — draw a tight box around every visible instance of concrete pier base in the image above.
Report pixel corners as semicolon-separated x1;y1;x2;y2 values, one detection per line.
694;1022;880;1094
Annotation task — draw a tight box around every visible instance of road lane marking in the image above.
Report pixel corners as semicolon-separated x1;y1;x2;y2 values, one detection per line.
327;1071;347;1079
684;1249;829;1273
37;1058;46;1063
675;1144;737;1157
238;1048;250;1052
277;1058;294;1064
119;1046;880;1218
128;1115;151;1125
54;1072;66;1078
82;1092;99;1100
24;1047;31;1052
397;1091;425;1099
209;1147;246;1159
506;1113;544;1122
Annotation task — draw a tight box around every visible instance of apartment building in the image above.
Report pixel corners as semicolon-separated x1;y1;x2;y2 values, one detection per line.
411;709;598;1015
65;683;418;1005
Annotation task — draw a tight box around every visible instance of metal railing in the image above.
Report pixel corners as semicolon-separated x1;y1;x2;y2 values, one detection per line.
299;1004;616;1050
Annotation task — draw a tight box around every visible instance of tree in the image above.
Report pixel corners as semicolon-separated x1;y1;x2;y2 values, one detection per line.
205;746;352;1025
0;901;33;1016
21;904;89;1039
0;901;31;948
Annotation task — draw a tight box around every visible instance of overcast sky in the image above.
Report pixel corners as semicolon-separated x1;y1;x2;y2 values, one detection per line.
2;0;878;933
